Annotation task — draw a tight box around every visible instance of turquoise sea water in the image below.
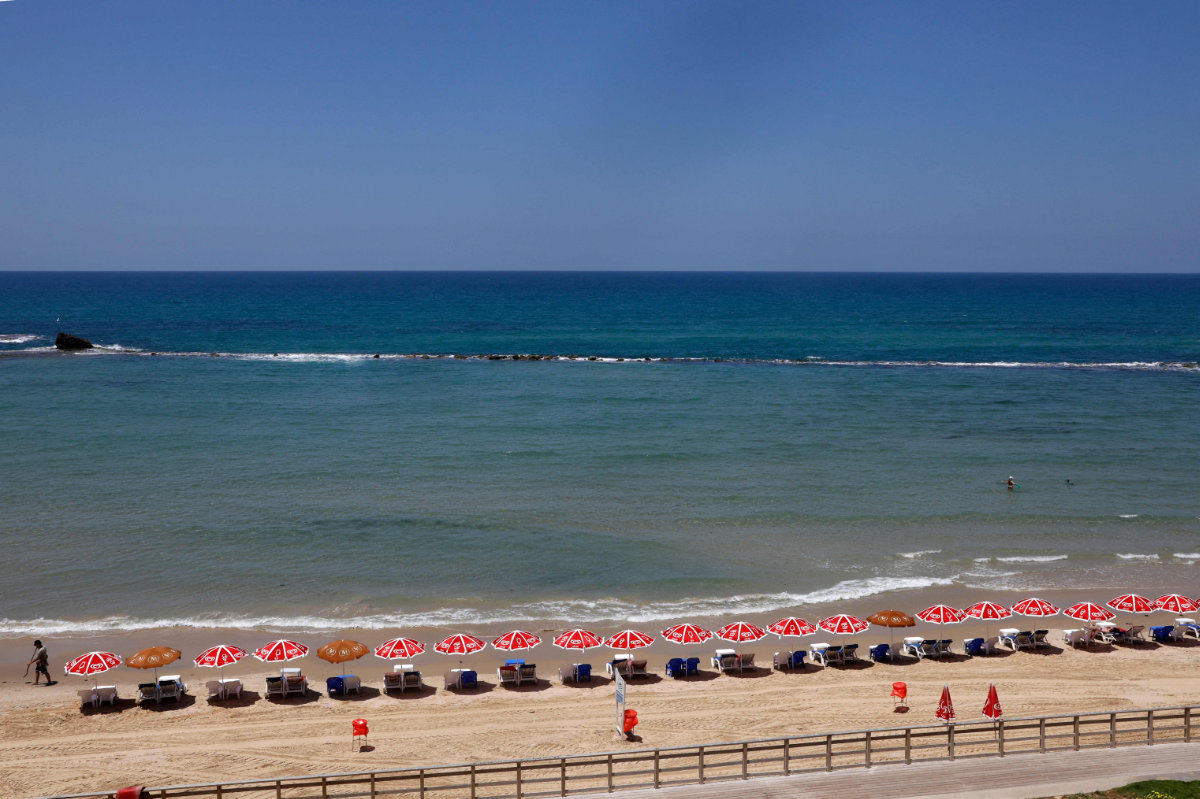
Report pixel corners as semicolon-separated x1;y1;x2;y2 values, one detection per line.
1;272;1198;635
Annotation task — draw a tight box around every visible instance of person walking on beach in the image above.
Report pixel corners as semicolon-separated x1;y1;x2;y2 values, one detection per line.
28;639;54;685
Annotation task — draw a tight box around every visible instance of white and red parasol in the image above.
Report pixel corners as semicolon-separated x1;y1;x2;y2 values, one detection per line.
254;639;308;662
194;644;248;680
715;621;767;643
374;637;426;660
492;630;542;651
1154;594;1200;615
935;684;955;722
983;683;1002;721
916;605;967;625
65;651;122;683
1011;597;1060;617
605;629;655;650
964;601;1012;621
817;614;870;635
661;623;714;645
434;633;486;656
767;617;817;638
1107;594;1154;614
1064;602;1116;623
553;629;604;651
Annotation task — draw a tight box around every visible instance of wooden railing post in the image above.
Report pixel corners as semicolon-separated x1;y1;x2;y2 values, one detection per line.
1148;709;1155;745
698;745;706;784
948;725;955;760
782;738;790;776
275;779;282;799
516;760;523;799
1073;716;1081;751
320;775;327;799
470;763;477;799
419;767;426;799
904;728;911;764
742;742;749;779
997;721;1005;757
370;772;376;799
1110;712;1117;747
825;734;833;771
1187;707;1193;742
865;730;872;768
560;757;566;796
653;750;660;789
606;754;613;793
1039;718;1046;752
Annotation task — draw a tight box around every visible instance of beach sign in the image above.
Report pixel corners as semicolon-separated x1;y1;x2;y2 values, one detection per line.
614;670;626;735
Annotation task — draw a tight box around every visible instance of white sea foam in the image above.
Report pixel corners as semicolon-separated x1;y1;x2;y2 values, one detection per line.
0;577;961;636
0;333;43;344
1116;553;1159;561
1173;553;1200;561
898;550;942;559
994;555;1069;563
1118;514;1140;519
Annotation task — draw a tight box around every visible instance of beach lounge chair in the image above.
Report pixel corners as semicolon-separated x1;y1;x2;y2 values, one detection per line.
840;645;859;663
900;637;923;659
998;629;1020;651
560;663;591;683
497;665;519;686
868;643;890;662
383;671;403;693
712;649;739;673
984;636;1001;653
629;659;648;678
460;670;477;689
963;637;986;656
606;655;632;677
935;640;953;657
667;657;687;677
824;645;846;666
518;664;537;685
342;674;362;694
137;682;159;704
398;671;420;691
265;676;285;697
326;676;345;696
216;678;240;699
79;688;99;708
1093;627;1118;644
1123;625;1146;642
685;656;700;676
206;681;223;699
1150;625;1174;643
809;643;832;666
1180;622;1199;640
1012;631;1035;650
1032;630;1050;648
738;652;757;669
157;676;185;701
281;668;307;696
919;639;940;659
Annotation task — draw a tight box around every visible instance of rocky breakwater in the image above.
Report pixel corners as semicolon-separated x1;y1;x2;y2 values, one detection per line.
55;332;94;350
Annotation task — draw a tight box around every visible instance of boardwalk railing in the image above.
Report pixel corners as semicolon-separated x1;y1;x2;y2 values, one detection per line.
41;704;1197;799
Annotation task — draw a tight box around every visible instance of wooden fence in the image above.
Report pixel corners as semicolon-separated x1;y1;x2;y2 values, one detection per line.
41;704;1197;799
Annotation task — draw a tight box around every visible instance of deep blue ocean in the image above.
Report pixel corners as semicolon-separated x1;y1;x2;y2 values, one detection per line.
2;272;1198;636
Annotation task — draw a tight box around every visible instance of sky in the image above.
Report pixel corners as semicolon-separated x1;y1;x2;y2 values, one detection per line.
1;1;1198;272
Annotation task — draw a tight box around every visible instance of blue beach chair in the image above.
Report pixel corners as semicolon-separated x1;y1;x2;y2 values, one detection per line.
685;656;700;675
964;638;986;656
868;643;890;662
326;676;345;697
665;657;686;678
1150;626;1174;643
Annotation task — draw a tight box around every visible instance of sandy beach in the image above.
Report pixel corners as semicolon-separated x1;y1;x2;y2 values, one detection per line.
4;587;1198;798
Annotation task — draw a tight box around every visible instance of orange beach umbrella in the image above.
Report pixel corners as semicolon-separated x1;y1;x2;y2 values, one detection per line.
127;645;182;680
317;639;368;675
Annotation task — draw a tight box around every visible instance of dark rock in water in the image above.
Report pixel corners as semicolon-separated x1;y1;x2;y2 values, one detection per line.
55;332;94;350
373;353;380;359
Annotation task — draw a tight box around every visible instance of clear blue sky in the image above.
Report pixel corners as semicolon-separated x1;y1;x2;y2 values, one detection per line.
2;1;1197;271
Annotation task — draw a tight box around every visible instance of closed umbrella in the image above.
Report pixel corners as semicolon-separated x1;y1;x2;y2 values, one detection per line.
935;684;955;723
867;610;915;655
553;629;604;651
492;630;542;652
374;637;425;660
194;644;248;681
127;645;182;681
715;621;767;643
317;639;369;675
767;617;817;638
983;683;1002;721
661;623;714;645
434;634;486;656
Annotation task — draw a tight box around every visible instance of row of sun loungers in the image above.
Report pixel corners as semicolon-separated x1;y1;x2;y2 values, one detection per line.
136;675;187;704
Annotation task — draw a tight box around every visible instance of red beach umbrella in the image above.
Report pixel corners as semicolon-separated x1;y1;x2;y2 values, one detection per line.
767;617;817;638
916;605;967;625
434;633;486;656
374;637;425;660
935;684;955;722
818;614;870;635
553;628;604;651
605;629;655;650
715;621;767;643
983;683;1002;721
661;623;714;645
254;639;309;663
1011;597;1060;617
1107;594;1154;614
1154;594;1200;615
65;651;122;685
1064;602;1116;623
492;630;542;651
194;644;248;681
964;601;1012;621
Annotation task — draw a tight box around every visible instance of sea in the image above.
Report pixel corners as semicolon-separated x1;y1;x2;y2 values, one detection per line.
1;271;1198;638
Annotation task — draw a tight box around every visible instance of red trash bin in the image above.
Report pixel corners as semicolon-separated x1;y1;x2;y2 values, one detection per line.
622;709;638;732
